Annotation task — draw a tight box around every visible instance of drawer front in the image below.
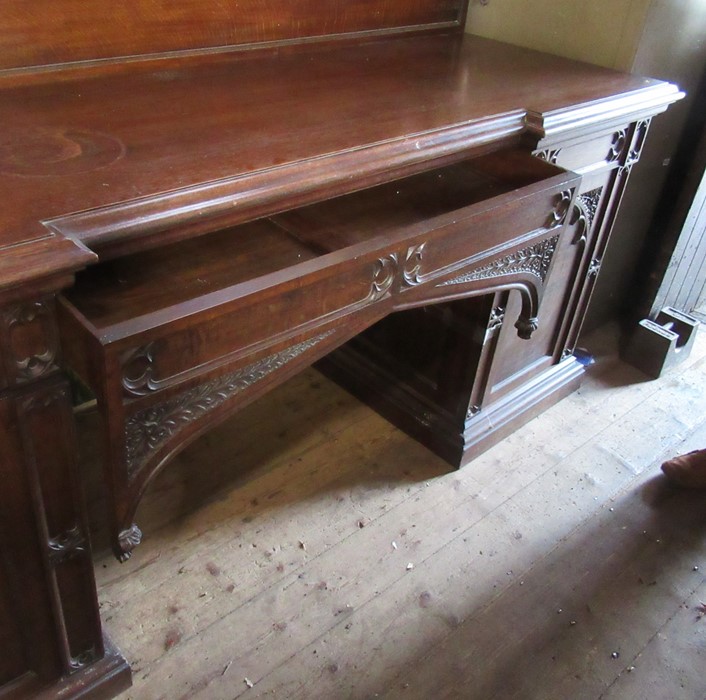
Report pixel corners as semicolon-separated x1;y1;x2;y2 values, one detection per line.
395;183;576;293
115;251;397;398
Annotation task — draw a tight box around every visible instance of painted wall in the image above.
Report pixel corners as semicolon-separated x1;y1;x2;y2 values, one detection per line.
465;0;651;70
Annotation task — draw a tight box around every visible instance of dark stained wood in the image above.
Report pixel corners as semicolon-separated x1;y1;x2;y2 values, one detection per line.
0;3;684;699
57;150;579;561
0;0;466;71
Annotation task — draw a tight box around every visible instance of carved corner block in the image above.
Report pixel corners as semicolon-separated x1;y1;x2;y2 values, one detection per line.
0;298;60;389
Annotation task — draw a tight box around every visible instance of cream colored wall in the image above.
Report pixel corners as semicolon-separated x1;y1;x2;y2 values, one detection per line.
464;0;651;71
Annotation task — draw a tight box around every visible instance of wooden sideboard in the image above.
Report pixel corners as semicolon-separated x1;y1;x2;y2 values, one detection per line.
0;3;681;697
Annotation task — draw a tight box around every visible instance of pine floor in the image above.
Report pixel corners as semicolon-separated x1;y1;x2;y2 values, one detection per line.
83;323;706;700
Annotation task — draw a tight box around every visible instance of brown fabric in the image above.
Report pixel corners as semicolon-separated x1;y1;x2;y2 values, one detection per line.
661;449;706;489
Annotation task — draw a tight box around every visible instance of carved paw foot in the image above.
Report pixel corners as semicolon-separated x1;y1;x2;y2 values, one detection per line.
116;523;143;562
515;316;539;340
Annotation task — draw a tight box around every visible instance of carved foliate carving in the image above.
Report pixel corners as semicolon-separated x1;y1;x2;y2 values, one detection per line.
515;316;539;340
547;189;574;229
2;299;59;385
121;342;157;397
466;404;481;419
48;526;87;565
402;243;426;287
117;524;143;562
369;254;398;301
536;148;562;165
570;187;603;246
124;332;334;478
627;119;651;164
588;257;602;278
69;646;100;672
487;306;505;336
439;234;561;287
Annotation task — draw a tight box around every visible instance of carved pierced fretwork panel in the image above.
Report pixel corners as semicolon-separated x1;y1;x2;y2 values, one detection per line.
124;331;334;478
438;234;561;287
1;299;59;387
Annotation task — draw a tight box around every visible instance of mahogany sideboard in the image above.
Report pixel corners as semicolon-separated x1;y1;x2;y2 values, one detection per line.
0;2;681;697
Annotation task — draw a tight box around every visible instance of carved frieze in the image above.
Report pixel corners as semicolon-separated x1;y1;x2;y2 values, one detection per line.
124;331;334;477
438;234;561;287
1;299;59;386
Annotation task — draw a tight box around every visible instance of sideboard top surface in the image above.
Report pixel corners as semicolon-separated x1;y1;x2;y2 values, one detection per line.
0;32;680;290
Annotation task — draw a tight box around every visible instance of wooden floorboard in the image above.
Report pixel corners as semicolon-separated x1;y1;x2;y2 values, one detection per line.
85;324;706;700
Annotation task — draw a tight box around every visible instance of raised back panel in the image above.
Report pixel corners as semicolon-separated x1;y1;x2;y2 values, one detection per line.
1;0;467;71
